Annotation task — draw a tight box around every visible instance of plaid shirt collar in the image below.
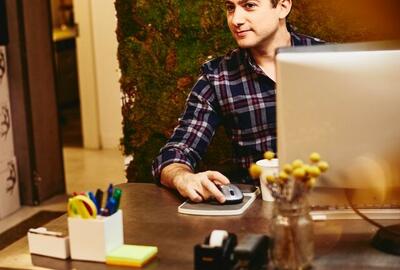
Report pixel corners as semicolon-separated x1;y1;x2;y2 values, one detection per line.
242;26;314;75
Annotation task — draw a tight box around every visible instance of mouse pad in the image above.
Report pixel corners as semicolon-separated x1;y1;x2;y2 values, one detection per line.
177;188;259;216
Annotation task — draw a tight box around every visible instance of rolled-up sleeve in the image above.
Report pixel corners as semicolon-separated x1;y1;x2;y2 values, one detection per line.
152;74;220;184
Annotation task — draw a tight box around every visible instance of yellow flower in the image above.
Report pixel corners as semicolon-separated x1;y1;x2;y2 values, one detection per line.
309;152;321;163
248;163;262;179
306;177;317;189
283;164;293;174
279;171;289;182
307;165;321;177
317;161;329;172
292;159;304;169
302;164;311;173
263;151;275;160
292;167;306;180
266;175;276;184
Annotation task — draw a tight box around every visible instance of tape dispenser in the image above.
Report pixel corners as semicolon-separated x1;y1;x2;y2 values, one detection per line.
194;230;237;270
234;234;270;270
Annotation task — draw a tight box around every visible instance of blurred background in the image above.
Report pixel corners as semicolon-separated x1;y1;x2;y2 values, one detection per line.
117;0;400;182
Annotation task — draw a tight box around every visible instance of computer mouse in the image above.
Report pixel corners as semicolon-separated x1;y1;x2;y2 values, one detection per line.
217;184;244;204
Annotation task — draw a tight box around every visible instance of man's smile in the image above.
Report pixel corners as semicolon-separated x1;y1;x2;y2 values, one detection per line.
235;29;252;38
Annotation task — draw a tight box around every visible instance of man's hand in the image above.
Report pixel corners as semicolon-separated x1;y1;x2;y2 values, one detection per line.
160;164;230;203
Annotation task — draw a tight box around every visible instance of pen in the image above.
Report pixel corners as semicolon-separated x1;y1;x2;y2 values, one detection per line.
88;191;98;212
105;197;117;216
113;188;122;211
106;183;114;205
95;188;103;212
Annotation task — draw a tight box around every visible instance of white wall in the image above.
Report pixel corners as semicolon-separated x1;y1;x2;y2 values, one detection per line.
0;46;20;218
90;0;122;149
73;0;122;149
73;0;100;149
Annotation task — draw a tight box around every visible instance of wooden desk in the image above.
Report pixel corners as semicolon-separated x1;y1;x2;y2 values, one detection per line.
1;183;400;269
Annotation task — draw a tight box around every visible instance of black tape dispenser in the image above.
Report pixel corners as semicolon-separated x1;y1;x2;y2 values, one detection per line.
194;230;238;270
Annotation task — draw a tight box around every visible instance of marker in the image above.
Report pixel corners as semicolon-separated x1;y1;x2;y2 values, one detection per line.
105;197;117;216
113;188;122;210
95;189;103;212
106;183;114;205
88;191;98;212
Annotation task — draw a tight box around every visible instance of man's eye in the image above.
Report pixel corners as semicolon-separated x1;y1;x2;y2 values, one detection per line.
244;2;256;9
225;5;235;13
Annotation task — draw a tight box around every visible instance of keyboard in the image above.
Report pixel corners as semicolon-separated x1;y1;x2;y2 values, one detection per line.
310;204;400;220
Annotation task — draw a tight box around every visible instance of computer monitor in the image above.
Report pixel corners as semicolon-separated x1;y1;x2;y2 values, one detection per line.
276;41;400;191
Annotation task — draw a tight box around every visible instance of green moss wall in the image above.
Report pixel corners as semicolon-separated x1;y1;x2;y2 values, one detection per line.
115;0;400;182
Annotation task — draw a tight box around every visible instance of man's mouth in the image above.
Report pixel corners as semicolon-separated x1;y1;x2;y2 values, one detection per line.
235;30;251;38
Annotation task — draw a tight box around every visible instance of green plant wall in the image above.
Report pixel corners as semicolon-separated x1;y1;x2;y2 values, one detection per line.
115;0;400;182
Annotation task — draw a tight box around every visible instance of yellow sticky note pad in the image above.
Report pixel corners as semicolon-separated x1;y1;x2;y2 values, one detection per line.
106;244;158;267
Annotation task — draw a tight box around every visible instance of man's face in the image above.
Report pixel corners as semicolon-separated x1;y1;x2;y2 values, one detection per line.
225;0;282;49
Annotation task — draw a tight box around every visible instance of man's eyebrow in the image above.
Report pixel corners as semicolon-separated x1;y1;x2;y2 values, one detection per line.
238;0;260;5
224;0;259;5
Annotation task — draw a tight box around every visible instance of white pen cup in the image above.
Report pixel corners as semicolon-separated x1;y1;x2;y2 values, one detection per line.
256;158;279;202
68;209;124;262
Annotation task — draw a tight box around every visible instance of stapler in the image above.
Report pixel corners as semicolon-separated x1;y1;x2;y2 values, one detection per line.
194;230;238;270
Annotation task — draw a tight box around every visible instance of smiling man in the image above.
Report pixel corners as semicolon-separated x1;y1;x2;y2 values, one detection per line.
152;0;323;203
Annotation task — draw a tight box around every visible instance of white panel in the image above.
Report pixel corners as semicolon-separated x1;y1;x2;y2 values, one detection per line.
90;0;122;149
0;46;9;104
0;47;20;219
0;46;14;160
73;0;101;149
0;157;20;219
0;102;14;157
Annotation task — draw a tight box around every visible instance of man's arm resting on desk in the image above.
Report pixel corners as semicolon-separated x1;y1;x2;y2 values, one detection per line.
160;163;230;203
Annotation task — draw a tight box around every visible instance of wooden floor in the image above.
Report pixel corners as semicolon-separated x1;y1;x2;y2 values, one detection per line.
0;147;126;235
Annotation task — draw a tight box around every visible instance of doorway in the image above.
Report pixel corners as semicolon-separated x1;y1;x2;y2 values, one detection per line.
50;0;83;147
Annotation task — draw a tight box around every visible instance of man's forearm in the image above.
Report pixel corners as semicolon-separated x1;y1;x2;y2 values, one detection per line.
160;163;193;189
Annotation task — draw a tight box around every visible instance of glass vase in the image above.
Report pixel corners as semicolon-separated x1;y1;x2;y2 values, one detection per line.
270;198;314;270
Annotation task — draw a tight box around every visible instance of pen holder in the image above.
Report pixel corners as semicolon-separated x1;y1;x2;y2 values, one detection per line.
68;209;124;262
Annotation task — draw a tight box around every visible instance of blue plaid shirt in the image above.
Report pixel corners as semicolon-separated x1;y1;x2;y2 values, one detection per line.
152;30;324;182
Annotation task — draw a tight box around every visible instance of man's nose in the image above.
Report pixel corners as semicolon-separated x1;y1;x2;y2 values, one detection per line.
231;8;245;27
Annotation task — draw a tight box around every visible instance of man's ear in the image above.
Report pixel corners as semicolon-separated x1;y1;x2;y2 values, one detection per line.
278;0;292;20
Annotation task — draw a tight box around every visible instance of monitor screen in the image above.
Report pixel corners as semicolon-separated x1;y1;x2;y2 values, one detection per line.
276;41;400;192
